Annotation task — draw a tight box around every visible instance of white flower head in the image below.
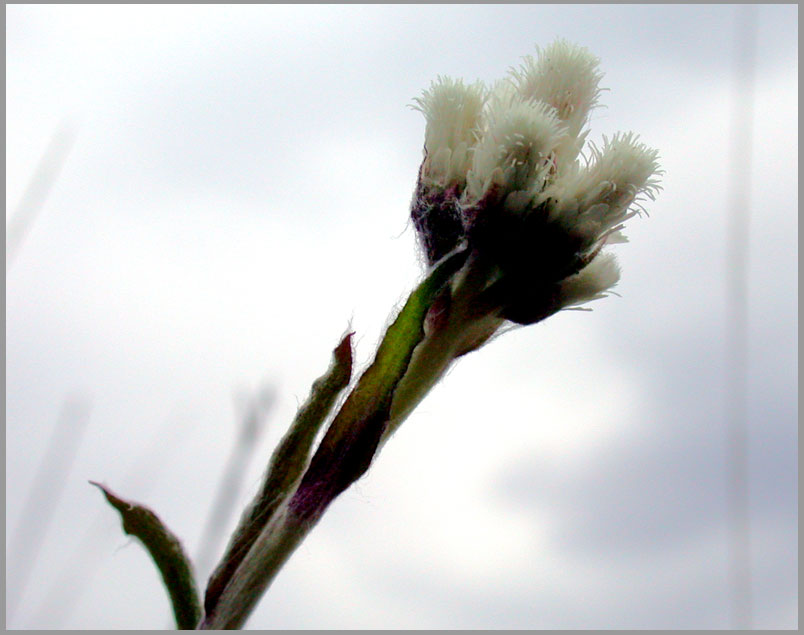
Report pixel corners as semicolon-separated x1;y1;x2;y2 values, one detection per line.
409;40;662;319
411;76;487;186
465;93;565;204
551;132;662;247
557;251;621;308
511;39;604;139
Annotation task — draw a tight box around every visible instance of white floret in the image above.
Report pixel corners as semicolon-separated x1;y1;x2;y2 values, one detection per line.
412;77;487;185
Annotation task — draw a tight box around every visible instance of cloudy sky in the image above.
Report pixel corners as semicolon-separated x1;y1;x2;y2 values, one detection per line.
6;4;797;630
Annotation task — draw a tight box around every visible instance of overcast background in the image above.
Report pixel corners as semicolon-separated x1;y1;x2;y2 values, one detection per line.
6;4;797;630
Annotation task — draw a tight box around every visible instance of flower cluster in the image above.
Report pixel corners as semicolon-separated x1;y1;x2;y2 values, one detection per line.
410;39;662;325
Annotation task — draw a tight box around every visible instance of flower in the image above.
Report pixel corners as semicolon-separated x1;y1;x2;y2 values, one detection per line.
542;132;663;254
464;93;565;206
411;76;486;188
508;38;604;163
409;39;662;323
409;77;486;265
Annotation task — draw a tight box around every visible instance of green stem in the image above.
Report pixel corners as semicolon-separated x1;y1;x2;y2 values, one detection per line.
383;254;503;442
198;506;314;630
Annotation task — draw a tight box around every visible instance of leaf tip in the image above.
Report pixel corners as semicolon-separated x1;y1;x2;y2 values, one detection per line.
90;481;131;514
335;331;355;369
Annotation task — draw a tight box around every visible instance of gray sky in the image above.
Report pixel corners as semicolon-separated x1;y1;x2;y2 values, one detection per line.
6;4;797;629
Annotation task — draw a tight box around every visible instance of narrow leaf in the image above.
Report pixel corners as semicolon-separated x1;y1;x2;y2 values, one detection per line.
91;482;201;630
204;333;353;616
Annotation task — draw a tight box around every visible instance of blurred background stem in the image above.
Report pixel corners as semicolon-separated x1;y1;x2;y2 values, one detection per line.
193;386;275;584
724;4;756;630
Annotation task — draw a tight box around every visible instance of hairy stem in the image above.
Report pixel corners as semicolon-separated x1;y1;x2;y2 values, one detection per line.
199;506;314;630
383;253;503;441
